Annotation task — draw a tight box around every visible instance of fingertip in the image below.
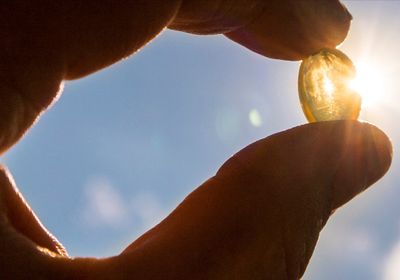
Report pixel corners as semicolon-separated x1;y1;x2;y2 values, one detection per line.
331;121;392;209
302;0;352;58
225;0;352;60
362;122;392;181
216;120;392;213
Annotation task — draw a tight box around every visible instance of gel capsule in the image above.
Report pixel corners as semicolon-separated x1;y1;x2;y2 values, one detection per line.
298;49;361;122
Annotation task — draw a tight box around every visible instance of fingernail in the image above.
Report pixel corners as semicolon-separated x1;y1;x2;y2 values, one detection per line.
314;0;353;23
343;5;353;21
329;1;353;22
335;1;353;22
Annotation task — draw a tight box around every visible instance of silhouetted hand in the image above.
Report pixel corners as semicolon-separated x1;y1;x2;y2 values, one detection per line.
0;1;392;279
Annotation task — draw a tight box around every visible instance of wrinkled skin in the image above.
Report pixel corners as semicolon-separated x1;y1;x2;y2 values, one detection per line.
0;1;392;279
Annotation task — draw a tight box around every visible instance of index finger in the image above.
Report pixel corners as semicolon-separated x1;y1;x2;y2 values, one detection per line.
0;0;351;155
170;0;352;60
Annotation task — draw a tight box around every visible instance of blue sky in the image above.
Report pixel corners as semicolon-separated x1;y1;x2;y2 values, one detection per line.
2;1;400;279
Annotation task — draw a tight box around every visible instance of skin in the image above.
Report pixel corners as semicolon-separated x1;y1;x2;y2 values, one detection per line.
0;0;393;279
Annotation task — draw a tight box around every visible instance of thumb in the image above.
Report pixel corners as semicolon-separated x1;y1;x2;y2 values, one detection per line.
217;120;392;211
215;120;392;278
116;121;391;279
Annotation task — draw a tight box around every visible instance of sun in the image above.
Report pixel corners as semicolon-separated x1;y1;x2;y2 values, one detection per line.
350;61;386;108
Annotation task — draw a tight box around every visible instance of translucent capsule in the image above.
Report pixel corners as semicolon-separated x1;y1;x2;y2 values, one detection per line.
298;48;361;122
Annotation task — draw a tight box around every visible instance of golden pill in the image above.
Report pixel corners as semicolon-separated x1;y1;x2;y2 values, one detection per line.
298;49;361;122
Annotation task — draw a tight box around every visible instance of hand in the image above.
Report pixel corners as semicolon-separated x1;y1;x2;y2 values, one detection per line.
0;0;351;153
0;1;391;279
0;122;392;279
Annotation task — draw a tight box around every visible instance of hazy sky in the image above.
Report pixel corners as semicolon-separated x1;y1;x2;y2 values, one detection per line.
3;1;400;279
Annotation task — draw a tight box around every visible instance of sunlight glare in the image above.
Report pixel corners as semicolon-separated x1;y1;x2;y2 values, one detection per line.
350;61;386;108
323;74;334;97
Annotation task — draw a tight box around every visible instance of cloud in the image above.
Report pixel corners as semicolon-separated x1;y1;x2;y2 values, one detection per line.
303;221;380;280
320;224;376;257
81;177;170;233
383;239;400;280
82;177;128;228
